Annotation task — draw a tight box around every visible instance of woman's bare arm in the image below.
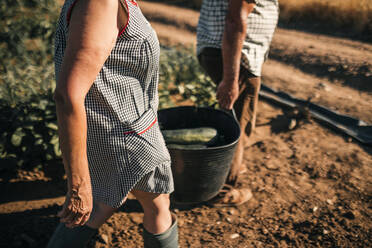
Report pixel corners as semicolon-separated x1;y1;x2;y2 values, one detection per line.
54;0;125;228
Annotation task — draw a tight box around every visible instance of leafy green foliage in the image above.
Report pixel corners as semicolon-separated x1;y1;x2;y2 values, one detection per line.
0;0;58;105
0;94;59;172
0;0;60;172
159;47;216;108
0;0;58;61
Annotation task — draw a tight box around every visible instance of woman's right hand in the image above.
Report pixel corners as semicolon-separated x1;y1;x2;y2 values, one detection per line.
58;181;93;228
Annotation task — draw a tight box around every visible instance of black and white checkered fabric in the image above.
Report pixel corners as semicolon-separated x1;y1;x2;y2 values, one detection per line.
197;0;279;77
54;0;173;208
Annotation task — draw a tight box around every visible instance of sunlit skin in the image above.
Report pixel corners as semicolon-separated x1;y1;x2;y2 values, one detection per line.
54;0;123;228
217;0;256;110
54;0;172;233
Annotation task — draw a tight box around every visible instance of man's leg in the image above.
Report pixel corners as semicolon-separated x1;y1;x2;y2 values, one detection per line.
227;68;261;186
198;48;260;205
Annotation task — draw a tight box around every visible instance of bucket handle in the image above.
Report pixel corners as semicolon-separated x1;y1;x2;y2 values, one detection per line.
209;103;239;123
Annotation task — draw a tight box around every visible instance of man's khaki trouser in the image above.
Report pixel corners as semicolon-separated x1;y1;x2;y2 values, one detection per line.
198;47;261;186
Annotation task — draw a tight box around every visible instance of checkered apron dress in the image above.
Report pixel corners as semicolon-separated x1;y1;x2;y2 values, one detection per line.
54;0;173;208
197;0;279;77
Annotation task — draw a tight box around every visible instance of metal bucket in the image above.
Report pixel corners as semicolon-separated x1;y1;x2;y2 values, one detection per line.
158;106;241;204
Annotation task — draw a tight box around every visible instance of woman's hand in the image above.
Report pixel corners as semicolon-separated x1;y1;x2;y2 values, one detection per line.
58;181;93;228
216;79;239;110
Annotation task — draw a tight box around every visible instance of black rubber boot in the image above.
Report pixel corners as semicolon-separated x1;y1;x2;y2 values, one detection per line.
47;223;98;248
143;213;179;248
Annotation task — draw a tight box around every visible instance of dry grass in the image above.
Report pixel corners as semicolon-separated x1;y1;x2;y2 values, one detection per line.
279;0;372;35
192;0;371;37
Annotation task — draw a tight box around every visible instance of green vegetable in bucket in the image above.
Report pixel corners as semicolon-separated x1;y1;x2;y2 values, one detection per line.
166;143;207;149
161;127;217;145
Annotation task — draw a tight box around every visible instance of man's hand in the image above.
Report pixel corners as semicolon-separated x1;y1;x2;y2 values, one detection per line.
216;79;239;110
58;182;93;228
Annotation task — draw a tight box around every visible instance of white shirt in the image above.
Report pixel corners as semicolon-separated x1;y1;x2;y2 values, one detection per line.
197;0;279;76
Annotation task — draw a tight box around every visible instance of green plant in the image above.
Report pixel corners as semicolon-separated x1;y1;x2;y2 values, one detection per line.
0;0;59;104
0;93;59;172
159;47;216;108
0;0;60;172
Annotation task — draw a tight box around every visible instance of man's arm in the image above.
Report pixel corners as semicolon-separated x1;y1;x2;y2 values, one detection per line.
54;0;124;227
216;0;255;110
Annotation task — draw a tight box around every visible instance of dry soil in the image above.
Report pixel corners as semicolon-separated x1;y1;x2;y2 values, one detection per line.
0;1;371;247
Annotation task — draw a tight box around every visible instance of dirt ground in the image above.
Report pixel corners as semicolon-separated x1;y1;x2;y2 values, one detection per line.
0;1;371;247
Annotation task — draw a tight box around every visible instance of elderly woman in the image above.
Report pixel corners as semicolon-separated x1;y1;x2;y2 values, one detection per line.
47;0;178;247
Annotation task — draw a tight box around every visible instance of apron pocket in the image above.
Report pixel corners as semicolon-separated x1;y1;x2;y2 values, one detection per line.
123;108;171;176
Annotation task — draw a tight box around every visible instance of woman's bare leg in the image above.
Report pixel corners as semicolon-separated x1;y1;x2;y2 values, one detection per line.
131;190;172;234
47;200;118;248
85;200;118;228
131;190;178;248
